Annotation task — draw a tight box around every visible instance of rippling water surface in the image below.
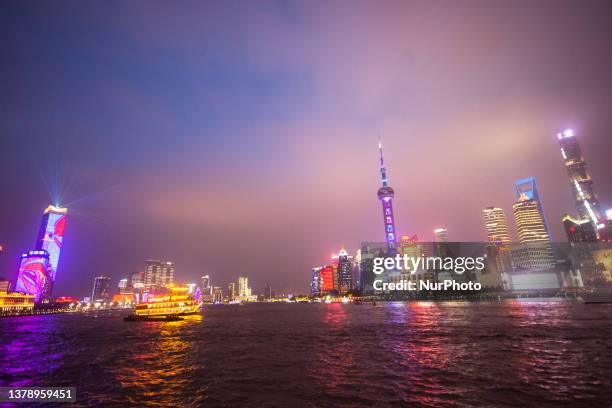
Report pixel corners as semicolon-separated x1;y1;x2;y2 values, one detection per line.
1;302;612;407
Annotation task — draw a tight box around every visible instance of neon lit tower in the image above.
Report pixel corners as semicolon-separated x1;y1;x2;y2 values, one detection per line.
377;141;397;251
14;250;52;302
557;129;602;226
36;205;68;284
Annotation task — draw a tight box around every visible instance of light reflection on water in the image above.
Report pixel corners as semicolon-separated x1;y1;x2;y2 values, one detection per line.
1;302;612;407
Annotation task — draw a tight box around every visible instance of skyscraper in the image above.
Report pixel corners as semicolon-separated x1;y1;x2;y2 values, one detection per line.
213;287;223;303
200;275;212;295
512;193;555;270
377;141;397;251
263;283;272;300
513;194;552;244
91;276;112;302
336;249;353;293
227;282;236;302
358;242;388;293
238;276;251;297
482;207;512;244
557;129;602;225
131;271;144;291
144;260;174;291
118;278;130;294
311;267;322;295
320;265;335;293
433;228;450;258
433;228;448;243
482;208;512;288
18;204;68;301
36;205;67;284
599;209;612;242
14;250;52;302
515;177;550;237
562;214;598;243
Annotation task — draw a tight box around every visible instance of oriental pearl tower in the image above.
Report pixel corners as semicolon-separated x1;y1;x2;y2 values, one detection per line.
377;141;397;251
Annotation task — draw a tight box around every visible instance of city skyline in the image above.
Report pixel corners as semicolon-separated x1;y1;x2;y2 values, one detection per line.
1;1;612;296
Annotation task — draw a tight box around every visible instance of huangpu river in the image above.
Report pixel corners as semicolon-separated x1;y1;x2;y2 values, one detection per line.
1;302;612;407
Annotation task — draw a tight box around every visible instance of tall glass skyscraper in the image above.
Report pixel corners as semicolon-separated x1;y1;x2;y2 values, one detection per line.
336;248;353;293
91;275;112;302
144;260;175;291
514;177;550;238
512;193;555;270
557;129;602;225
513;194;551;244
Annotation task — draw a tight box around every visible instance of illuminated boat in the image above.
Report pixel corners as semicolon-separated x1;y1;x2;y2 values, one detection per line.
124;285;202;321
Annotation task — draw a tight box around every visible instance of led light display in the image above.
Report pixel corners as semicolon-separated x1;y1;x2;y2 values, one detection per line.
37;205;67;281
14;251;51;302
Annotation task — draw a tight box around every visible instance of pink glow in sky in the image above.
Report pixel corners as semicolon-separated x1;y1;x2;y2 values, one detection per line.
1;0;611;294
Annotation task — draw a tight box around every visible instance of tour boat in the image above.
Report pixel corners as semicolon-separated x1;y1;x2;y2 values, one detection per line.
124;285;202;321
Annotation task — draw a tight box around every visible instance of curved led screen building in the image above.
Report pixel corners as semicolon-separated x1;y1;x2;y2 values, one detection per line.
14;205;68;302
14;250;52;303
37;205;68;283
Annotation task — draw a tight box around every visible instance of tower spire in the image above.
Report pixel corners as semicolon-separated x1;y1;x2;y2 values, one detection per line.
379;138;388;187
376;139;396;251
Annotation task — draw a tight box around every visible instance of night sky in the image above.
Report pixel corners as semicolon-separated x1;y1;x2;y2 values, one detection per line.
1;0;611;296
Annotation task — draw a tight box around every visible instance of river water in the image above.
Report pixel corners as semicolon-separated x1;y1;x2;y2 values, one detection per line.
1;301;611;407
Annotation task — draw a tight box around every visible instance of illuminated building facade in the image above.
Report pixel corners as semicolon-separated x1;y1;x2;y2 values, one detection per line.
213;287;223;303
131;271;144;290
91;276;112;302
377;141;397;251
562;214;599;285
200;275;213;303
512;193;555;270
557;129;602;226
481;208;512;289
515;177;550;237
433;228;450;259
0;278;10;293
0;291;34;313
14;250;52;302
599;209;612;242
238;276;251;297
36;205;67;284
513;194;551;244
311;267;322;295
15;205;68;302
397;235;435;288
320;265;335;292
144;260;175;291
118;278;130;294
200;275;211;295
483;207;512;244
562;214;598;243
358;242;388;293
336;249;353;293
227;282;236;302
433;228;448;243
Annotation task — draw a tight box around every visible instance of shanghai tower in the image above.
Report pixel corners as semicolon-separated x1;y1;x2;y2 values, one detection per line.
557;129;602;225
377;141;397;251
